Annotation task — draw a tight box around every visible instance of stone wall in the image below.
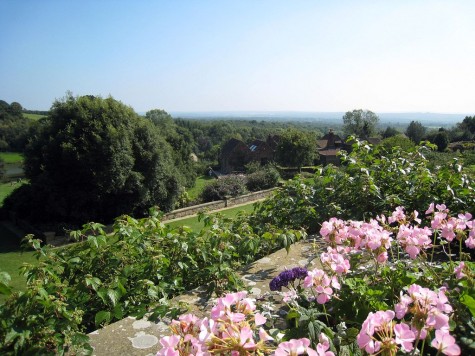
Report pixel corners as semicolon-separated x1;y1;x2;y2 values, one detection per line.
162;188;276;221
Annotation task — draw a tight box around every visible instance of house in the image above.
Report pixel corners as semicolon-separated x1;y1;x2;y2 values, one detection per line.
219;138;250;174
248;139;274;166
318;130;343;166
219;137;279;174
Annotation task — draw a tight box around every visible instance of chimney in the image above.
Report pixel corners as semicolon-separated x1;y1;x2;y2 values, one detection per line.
327;129;335;148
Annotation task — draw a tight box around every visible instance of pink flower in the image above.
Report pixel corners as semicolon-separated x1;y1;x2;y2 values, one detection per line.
157;335;181;356
275;338;318;356
431;330;461;355
465;235;475;249
304;268;337;304
316;334;335;356
456;212;472;230
426;203;435;215
254;313;267;326
388;206;406;224
454;262;466;279
394;323;415;352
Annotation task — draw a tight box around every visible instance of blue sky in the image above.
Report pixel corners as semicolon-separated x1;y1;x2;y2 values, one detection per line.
1;0;474;113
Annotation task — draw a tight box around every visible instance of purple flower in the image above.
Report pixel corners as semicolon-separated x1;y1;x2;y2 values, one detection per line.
269;267;308;291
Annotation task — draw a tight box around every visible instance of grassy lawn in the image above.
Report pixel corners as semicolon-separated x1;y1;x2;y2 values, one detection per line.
186;175;214;201
0;152;24;164
166;202;256;231
0;181;26;204
23;113;46;120
0;223;36;300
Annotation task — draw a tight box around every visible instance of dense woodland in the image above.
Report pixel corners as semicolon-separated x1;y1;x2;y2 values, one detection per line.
1;95;475;229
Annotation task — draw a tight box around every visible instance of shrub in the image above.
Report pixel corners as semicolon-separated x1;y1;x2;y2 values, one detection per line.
200;175;247;202
246;166;280;191
0;209;304;354
250;140;475;233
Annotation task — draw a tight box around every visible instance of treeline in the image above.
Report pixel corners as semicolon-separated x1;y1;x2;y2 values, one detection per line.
174;117;324;165
1;95;324;229
0;100;34;152
381;116;475;152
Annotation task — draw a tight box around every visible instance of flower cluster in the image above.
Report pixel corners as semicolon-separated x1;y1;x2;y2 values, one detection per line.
157;291;327;355
357;284;460;355
269;267;308;291
320;218;393;263
303;268;340;304
157;291;272;355
426;203;475;249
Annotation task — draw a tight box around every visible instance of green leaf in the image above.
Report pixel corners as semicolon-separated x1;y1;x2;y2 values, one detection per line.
107;289;120;306
95;311;111;326
461;293;475;317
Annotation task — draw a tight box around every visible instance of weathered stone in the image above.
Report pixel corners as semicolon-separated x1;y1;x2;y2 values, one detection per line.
88;238;321;355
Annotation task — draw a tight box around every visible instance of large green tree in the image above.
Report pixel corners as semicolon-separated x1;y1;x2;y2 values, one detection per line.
7;94;181;224
405;120;426;144
275;128;316;170
0;100;33;151
342;109;379;138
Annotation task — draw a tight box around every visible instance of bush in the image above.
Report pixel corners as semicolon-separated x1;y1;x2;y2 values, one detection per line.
0;209;304;354
200;175;247;202
246;166;280;191
250;140;475;233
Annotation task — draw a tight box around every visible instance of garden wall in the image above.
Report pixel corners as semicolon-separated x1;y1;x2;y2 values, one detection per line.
161;188;276;221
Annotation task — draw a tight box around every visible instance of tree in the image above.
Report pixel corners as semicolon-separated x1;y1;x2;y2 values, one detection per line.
8;94;181;224
379;134;415;152
342;109;379;138
405;121;426;144
145;109;196;187
275;128;316;170
426;128;449;152
382;126;399;138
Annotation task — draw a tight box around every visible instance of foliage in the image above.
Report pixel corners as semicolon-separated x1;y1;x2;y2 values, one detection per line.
342;109;379;138
426;129;449;152
381;126;399;138
146;109;197;188
0;209;304;354
246;165;280;192
158;204;475;355
405;120;426;144
275;128;316;169
200;175;247;202
0;100;33;152
4;94;182;225
378;134;415;152
250;140;475;233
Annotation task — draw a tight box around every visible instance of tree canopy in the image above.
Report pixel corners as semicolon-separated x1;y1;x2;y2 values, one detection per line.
342;109;379;138
0;100;33;151
405;120;426;144
6;94;181;224
275;128;316;169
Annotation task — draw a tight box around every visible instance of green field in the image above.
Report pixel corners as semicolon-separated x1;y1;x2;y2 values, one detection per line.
186;175;214;200
166;202;256;231
0;181;26;204
0;152;23;164
23;113;46;120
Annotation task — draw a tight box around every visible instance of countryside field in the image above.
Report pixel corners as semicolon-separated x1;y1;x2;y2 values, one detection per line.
0;152;23;164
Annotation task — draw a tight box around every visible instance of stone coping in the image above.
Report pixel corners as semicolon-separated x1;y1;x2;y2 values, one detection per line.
88;238;322;355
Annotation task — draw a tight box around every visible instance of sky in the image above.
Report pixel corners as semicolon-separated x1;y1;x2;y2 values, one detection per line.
1;0;475;114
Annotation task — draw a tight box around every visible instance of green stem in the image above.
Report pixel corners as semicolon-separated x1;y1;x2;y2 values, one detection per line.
459;236;463;263
322;303;330;325
430;230;438;263
411;328;422;356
